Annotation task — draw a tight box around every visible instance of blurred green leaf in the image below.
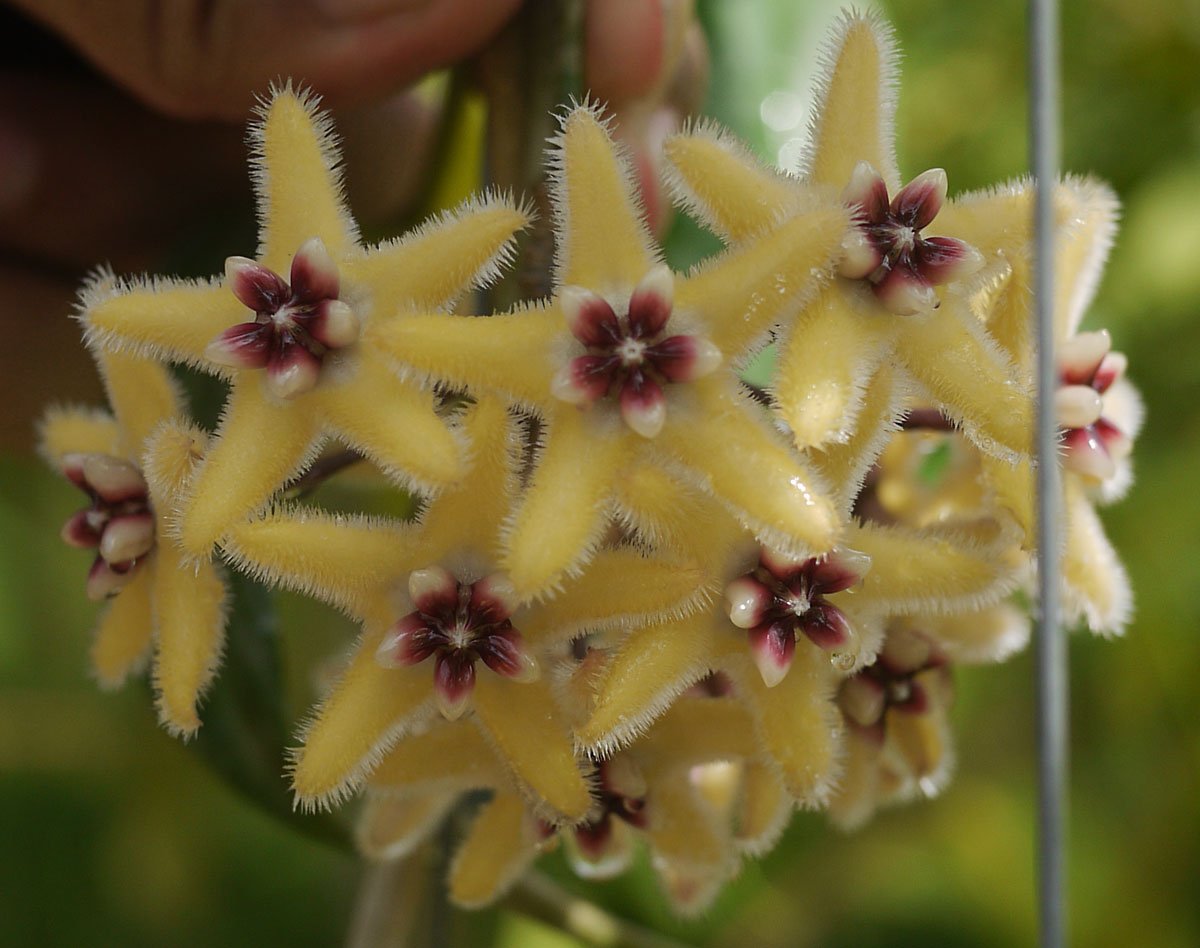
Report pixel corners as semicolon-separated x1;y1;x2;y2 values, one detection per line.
192;573;351;853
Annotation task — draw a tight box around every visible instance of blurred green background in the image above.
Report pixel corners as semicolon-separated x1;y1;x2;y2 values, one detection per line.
3;1;1198;945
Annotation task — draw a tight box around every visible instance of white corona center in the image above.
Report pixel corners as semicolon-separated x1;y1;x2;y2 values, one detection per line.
616;337;647;366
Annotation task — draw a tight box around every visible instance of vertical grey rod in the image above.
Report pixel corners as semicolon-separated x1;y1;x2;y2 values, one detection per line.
1029;0;1066;946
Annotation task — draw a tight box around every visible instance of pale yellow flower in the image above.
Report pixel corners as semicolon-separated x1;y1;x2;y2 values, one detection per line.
576;469;1022;805
220;397;707;816
81;85;529;558
40;351;226;736
374;103;850;598
664;11;1034;466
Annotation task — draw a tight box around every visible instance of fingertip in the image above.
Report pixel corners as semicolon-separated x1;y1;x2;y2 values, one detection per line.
585;0;666;106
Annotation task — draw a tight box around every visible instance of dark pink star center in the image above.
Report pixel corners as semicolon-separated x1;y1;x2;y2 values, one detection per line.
206;238;360;398
59;453;155;601
552;269;720;438
377;567;536;719
726;548;869;686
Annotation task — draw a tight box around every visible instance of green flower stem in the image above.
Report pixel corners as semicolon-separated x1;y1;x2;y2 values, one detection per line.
508;872;693;948
478;0;585;309
346;848;442;948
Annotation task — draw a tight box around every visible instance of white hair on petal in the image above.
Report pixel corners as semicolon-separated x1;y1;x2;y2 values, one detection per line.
662;117;802;242
797;7;902;188
76;267;235;378
287;632;437;813
249;82;361;260
545;99;665;291
217;504;414;621
1056;175;1120;339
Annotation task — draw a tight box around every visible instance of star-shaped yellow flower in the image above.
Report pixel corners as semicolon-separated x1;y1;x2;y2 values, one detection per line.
81;86;529;558
360;694;768;916
40;350;226;736
220;396;708;816
664;11;1033;466
577;469;1022;804
830;602;1030;829
972;180;1142;634
374;103;850;598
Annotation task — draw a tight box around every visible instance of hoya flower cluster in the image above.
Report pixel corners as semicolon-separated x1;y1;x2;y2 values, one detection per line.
40;12;1139;914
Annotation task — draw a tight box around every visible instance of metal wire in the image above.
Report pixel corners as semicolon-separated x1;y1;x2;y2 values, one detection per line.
1029;0;1067;945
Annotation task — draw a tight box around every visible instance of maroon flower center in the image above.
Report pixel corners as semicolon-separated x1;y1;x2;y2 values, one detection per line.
59;453;155;601
839;162;983;315
725;547;870;687
205;237;360;399
1055;330;1131;481
838;630;946;740
550;266;720;438
376;566;537;720
541;758;647;873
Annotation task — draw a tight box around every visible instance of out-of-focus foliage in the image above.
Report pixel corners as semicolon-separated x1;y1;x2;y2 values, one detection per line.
2;1;1197;945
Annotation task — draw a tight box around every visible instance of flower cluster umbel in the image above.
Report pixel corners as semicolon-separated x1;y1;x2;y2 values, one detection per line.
42;10;1138;914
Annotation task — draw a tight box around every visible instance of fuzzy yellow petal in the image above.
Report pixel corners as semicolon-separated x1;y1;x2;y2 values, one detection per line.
83;274;242;368
657;382;838;558
915;602;1031;665
368;725;504;791
151;544;227;737
95;350;182;454
947;178;1118;347
472;675;591;821
357;792;457;861
90;567;154;687
141;419;206;501
612;462;708;546
773;286;898;448
577;614;723;755
223;511;417;618
255;89;357;273
449;792;538;908
376;307;560;406
676;203;848;357
522;550;707;644
654;854;729;918
886;700;949;787
415;396;515;564
806;11;900;190
555;106;657;289
177;381;320;557
981;454;1034;542
1062;477;1131;635
811;363;905;513
316;353;464;489
647;783;735;915
730;646;842;804
647;779;727;871
641;698;756;770
826;731;883;830
1052;178;1120;340
934;182;1033;269
848;521;1018;615
736;761;792;854
663;125;795;241
38;406;120;467
292;627;432;809
343;195;528;311
501;410;623;599
893;300;1032;461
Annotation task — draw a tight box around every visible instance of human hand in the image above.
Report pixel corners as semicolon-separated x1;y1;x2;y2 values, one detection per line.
0;0;706;448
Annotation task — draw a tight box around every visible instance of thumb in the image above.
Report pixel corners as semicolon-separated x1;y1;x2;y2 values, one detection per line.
7;0;521;120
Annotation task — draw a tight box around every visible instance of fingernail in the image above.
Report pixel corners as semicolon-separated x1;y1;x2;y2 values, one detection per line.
0;119;37;212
